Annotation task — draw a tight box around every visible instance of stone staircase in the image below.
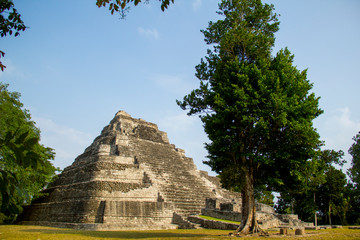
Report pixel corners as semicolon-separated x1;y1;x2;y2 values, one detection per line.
130;140;217;217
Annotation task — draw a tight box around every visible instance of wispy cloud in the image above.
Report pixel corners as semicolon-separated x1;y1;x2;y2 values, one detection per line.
320;108;360;149
192;0;202;11
158;112;198;134
137;27;159;40
316;107;360;170
0;59;27;79
151;74;197;95
33;117;93;170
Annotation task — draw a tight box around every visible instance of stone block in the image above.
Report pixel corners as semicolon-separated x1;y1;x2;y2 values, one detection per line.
205;198;216;209
97;144;111;156
220;202;233;211
295;228;305;235
331;225;343;229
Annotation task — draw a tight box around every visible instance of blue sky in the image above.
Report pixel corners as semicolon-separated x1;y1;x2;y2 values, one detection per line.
1;0;359;175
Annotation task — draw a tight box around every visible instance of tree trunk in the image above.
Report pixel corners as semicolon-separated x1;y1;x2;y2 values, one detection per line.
235;166;267;235
314;192;317;227
329;204;332;226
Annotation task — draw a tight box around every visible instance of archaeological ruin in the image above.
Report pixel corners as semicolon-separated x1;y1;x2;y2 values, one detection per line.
19;111;311;230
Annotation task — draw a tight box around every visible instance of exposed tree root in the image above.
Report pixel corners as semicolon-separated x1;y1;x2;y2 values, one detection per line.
229;221;269;237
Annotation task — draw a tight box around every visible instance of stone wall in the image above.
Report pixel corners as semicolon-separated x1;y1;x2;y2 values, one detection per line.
187;215;238;230
201;198;241;222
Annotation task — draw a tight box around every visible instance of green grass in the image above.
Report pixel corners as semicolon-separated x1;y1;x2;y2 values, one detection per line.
0;225;360;240
197;215;240;224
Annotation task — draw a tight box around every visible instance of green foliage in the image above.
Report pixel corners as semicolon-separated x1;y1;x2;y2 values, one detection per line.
0;0;26;71
317;166;348;225
332;196;351;226
275;150;351;225
345;134;360;225
0;0;26;37
0;0;23;71
96;0;174;17
348;132;360;187
0;83;57;222
254;186;274;207
345;183;360;225
275;193;293;214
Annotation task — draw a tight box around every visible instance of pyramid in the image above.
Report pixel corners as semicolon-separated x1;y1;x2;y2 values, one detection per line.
19;111;242;230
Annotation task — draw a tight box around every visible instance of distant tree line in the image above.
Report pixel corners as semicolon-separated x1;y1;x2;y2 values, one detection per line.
274;143;360;226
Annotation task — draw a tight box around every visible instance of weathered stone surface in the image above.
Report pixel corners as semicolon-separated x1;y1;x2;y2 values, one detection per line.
295;228;305;235
280;227;288;235
187;215;238;230
19;111;241;230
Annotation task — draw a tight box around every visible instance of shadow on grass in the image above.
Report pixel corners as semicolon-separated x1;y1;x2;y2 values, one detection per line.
21;228;211;239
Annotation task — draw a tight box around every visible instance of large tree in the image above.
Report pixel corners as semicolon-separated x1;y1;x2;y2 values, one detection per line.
177;0;322;234
0;83;57;222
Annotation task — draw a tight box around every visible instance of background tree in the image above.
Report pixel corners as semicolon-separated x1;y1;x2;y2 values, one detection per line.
345;183;360;225
346;132;360;225
275;150;345;224
177;0;322;234
254;185;274;207
0;83;57;223
348;132;360;188
317;166;348;225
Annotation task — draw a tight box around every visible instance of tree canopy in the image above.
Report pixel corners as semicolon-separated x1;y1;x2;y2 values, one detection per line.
0;83;57;223
178;0;322;234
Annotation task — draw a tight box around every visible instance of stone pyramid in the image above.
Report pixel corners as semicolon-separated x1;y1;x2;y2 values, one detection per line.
20;111;241;230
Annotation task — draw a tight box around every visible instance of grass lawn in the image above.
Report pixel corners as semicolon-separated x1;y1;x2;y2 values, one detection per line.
1;225;360;240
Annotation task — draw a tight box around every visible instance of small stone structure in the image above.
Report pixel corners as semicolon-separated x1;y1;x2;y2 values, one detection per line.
19;111;242;230
196;198;313;229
